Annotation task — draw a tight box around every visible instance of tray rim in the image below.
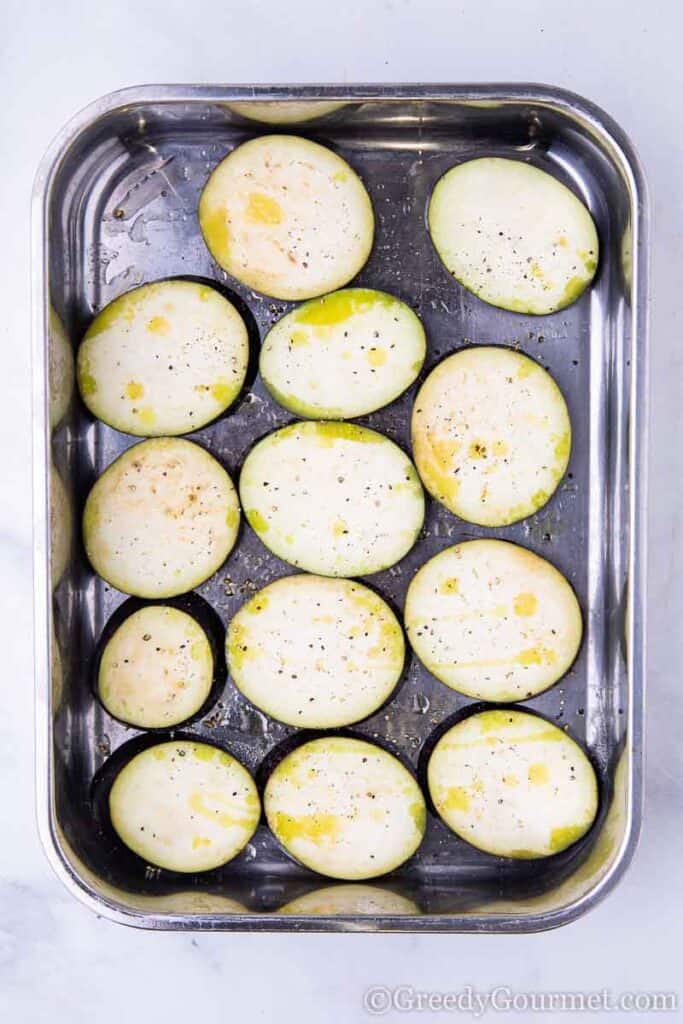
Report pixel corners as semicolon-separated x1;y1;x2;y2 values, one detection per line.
32;82;649;933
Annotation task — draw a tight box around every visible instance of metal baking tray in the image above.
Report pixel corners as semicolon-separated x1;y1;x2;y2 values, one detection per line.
33;85;648;932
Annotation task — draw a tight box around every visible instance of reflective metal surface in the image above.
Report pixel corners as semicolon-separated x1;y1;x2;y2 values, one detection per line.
33;85;648;931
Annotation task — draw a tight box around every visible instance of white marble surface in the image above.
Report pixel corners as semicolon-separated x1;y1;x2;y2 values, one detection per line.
2;0;681;1020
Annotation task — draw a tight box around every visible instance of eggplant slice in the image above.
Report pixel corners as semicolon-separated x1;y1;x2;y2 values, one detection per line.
412;346;570;526
428;157;598;314
83;437;240;598
405;539;582;701
228;574;404;728
239;421;424;576
199;135;374;300
98;605;214;729
260;288;425;419
109;740;260;873
265;736;426;880
77;279;249;436
427;709;598;859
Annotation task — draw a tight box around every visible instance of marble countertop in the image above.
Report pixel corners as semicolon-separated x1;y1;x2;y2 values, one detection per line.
2;0;681;1020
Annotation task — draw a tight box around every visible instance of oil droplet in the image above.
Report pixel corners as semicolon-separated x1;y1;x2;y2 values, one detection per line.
412;693;430;715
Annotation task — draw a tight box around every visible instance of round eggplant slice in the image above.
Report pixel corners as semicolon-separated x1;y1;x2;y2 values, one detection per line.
260;288;425;419
77;280;249;436
428;157;599;314
279;884;419;916
199;135;374;300
83;437;239;598
404;540;582;701
265;736;426;880
227;575;404;728
109;740;260;873
98;606;214;728
412;346;570;526
239;421;424;576
427;709;598;859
